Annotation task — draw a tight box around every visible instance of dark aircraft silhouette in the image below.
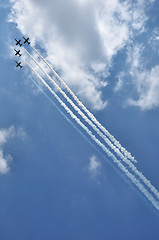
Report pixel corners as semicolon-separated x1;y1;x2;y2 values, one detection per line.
15;39;22;47
15;61;23;68
23;37;30;45
14;49;22;57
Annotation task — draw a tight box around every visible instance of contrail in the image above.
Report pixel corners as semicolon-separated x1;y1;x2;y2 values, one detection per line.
24;48;159;201
31;45;135;163
24;49;134;164
25;59;159;211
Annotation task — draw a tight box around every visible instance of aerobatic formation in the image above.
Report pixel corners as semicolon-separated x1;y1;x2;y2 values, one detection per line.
14;37;30;68
14;37;159;212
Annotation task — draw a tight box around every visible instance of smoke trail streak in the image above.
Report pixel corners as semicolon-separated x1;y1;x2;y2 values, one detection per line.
24;48;159;201
31;76;131;189
31;45;135;163
24;49;133;165
25;60;159;211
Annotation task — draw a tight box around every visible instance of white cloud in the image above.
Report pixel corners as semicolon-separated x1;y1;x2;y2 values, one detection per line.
17;127;27;140
148;28;159;53
0;150;12;174
0;125;15;145
127;43;145;70
88;155;101;178
0;126;15;174
0;126;26;174
128;65;159;110
125;42;159;110
9;0;149;110
114;72;125;92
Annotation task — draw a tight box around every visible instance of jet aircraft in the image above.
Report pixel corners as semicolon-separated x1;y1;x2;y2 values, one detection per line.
14;49;22;57
15;39;22;47
23;37;30;45
15;61;23;68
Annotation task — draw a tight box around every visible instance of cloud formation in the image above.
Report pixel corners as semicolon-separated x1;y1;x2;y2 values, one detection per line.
9;0;151;110
88;155;101;178
0;125;26;174
126;41;159;110
114;72;125;93
0;126;15;174
129;65;159;110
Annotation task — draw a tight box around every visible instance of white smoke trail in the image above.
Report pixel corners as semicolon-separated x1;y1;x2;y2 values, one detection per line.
24;48;159;201
24;49;132;164
31;45;135;163
25;59;159;211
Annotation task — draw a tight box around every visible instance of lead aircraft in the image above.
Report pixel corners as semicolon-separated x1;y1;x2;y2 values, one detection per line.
23;37;30;45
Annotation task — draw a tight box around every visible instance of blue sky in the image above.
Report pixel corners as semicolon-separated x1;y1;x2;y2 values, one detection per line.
0;0;159;239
